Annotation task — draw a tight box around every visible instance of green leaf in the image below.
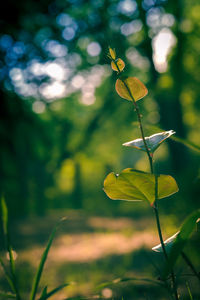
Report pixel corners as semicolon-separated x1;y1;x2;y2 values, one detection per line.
103;169;179;205
0;258;16;294
163;209;200;279
97;276;164;290
172;135;200;154
64;297;89;300
123;130;175;153
0;291;16;299
30;218;66;300
39;286;48;298
38;284;69;299
186;282;193;300
0;198;20;299
111;58;125;72
115;77;148;101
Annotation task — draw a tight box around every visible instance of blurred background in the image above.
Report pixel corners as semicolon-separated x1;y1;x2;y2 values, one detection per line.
0;0;200;299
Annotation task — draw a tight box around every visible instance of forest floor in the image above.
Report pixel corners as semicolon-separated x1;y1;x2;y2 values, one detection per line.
0;210;185;299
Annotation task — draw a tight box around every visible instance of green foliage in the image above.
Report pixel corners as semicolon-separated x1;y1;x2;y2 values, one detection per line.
162;209;200;279
0;198;68;300
0;0;200;297
38;284;69;300
103;47;200;299
97;276;164;290
30;218;66;300
104;169;178;205
1;197;21;299
0;258;16;294
0;291;16;299
186;282;194;300
1;0;200;220
1;197;8;235
39;287;47;299
143;124;200;155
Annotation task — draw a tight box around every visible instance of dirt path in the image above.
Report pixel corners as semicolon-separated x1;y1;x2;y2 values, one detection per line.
14;213;158;265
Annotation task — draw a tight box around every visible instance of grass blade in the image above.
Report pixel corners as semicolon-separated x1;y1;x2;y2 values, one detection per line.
97;276;164;290
39;286;47;298
0;291;16;299
0;257;16;293
171;135;200;154
38;283;69;299
186;282;193;300
1;196;8;235
63;297;92;300
30;218;66;300
1;198;21;300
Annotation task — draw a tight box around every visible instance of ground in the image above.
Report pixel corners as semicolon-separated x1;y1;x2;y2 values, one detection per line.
0;210;196;299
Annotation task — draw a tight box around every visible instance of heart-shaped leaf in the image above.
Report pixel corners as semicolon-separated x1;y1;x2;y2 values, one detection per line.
123;130;175;153
111;59;125;72
115;77;148;101
103;169;179;205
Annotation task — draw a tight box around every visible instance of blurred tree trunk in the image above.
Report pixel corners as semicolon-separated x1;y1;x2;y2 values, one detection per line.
0;89;29;216
15;149;29;216
158;0;188;171
34;163;46;216
137;0;188;172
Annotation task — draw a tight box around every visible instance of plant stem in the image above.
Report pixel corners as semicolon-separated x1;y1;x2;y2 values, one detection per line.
153;198;178;300
113;59;179;299
132;97;179;300
121;79;154;173
112;58;153;170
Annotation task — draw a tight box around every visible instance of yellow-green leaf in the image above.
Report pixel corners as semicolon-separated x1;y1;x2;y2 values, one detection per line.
111;58;125;72
108;47;116;60
115;77;148;101
103;169;178;205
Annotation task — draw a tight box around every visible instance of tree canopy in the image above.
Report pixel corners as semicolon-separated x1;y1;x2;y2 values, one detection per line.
1;0;200;217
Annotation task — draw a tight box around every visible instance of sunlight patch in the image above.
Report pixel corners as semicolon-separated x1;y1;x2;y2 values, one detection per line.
152;28;176;73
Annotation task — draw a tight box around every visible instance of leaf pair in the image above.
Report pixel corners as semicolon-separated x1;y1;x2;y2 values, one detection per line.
109;47;148;102
123;130;175;153
103;169;178;205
